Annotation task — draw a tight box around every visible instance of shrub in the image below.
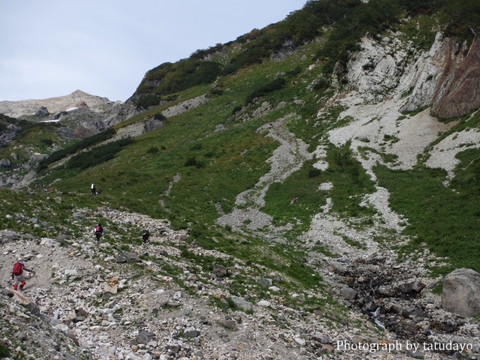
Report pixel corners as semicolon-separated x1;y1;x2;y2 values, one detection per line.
184;156;205;168
0;342;10;357
245;78;287;104
308;168;322;178
134;94;160;108
189;143;202;151
153;113;166;121
41;138;53;146
136;59;222;98
65;137;133;171
313;78;330;91
231;105;243;115
38;128;116;170
147;146;160;154
210;89;223;96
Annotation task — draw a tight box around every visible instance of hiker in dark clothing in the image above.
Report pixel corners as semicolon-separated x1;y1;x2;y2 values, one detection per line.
142;229;150;244
91;183;97;196
94;224;103;242
12;260;35;291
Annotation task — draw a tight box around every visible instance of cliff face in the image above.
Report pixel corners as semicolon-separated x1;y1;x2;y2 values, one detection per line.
432;37;480;118
342;33;480;120
325;32;480;179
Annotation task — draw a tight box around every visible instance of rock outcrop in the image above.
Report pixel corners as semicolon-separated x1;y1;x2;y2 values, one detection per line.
345;33;480;119
432;37;480;118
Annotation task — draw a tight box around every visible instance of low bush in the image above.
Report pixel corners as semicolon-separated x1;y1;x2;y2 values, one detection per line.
134;94;161;108
184;156;205;168
153;113;166;121
0;341;10;357
147;146;159;154
245;78;287;104
38;128;116;170
65;137;133;171
308;168;322;178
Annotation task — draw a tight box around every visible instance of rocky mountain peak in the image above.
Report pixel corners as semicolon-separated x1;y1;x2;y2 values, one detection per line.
0;90;120;119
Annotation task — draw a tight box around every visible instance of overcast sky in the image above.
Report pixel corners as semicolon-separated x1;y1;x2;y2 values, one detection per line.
0;0;306;102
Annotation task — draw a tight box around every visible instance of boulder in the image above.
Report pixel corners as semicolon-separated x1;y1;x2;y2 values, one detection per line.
258;277;273;286
0;159;11;168
441;268;480;317
257;300;271;307
137;330;155;344
29;153;48;163
64;269;79;277
144;118;164;132
338;285;357;301
397;281;426;296
73;308;90;323
121;251;142;262
104;277;119;294
217;319;237;330
35;106;50;117
212;264;229;278
230;296;253;312
0;229;21;243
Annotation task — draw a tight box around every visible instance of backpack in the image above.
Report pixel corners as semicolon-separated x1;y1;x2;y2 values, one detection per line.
95;226;102;232
12;262;23;276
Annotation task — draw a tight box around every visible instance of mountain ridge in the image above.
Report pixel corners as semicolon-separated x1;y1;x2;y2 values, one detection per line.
0;90;119;119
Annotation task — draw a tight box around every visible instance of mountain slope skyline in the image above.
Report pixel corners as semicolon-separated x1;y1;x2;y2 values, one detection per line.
0;0;306;102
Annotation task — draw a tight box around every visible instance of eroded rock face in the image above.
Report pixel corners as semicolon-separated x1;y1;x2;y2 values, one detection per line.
432;38;480;118
441;268;480;317
345;33;480;119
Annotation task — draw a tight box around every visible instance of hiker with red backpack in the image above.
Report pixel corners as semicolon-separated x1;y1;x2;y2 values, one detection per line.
12;260;35;291
94;223;103;242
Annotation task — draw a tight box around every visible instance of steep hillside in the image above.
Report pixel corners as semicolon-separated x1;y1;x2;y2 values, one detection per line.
1;1;480;359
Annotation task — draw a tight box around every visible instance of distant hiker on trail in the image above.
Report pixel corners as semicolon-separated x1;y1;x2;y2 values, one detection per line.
91;183;97;196
11;260;35;291
142;229;150;244
94;223;103;242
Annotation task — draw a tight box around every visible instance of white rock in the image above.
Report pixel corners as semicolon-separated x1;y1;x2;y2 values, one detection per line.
318;182;333;191
64;269;78;276
40;237;56;246
257;300;271;307
294;336;306;346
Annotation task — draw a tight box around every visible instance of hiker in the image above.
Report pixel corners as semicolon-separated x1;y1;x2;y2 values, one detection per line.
91;183;97;196
94;223;103;242
11;260;35;291
142;229;150;244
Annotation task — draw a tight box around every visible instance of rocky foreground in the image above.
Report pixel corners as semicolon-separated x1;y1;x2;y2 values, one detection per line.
0;206;479;360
